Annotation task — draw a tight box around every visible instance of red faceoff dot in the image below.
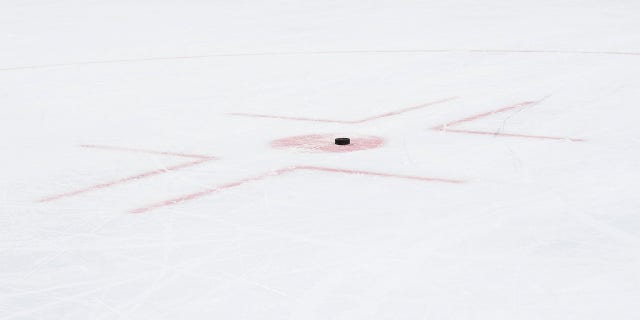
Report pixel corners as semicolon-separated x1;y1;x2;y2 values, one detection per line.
271;134;384;153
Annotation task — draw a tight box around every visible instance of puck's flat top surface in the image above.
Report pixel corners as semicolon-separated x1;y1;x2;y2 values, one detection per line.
271;134;383;153
335;137;350;145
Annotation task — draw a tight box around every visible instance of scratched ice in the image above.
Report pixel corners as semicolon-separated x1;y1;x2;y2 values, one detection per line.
1;0;640;319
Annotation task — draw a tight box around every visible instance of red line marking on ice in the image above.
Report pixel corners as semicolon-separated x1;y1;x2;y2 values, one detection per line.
432;101;536;129
130;170;290;214
131;166;463;213
229;97;457;124
355;98;456;123
296;166;463;183
440;129;585;142
39;158;213;203
228;113;353;124
80;144;216;159
38;145;218;203
431;101;585;141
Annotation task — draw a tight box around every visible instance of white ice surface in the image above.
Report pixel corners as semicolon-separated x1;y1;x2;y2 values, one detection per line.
1;0;640;319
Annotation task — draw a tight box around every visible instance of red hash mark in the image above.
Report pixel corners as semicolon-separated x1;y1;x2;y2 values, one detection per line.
79;144;215;159
431;101;585;142
38;145;217;202
229;97;457;124
131;165;464;213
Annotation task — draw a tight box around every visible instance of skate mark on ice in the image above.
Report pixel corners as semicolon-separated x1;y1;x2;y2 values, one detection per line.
2;49;640;71
131;166;464;213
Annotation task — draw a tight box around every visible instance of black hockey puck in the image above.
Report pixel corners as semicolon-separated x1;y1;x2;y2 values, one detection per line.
335;137;350;145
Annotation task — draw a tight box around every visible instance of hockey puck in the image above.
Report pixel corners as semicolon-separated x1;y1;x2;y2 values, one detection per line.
334;137;350;145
